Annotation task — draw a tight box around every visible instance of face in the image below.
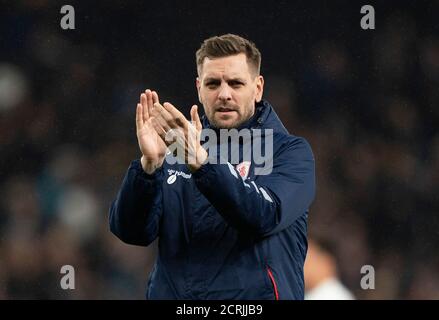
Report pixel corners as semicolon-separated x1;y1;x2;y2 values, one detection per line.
196;53;264;129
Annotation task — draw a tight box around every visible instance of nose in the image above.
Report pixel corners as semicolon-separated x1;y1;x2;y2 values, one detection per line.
218;83;232;102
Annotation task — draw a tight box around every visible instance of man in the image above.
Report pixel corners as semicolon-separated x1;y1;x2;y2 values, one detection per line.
304;237;355;300
109;34;315;299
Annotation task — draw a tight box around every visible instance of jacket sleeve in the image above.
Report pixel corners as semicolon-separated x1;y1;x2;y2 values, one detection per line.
109;159;164;246
192;137;315;237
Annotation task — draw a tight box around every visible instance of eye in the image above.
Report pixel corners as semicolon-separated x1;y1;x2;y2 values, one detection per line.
229;81;244;88
205;81;219;89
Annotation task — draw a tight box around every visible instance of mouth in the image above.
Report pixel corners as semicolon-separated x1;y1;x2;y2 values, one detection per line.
216;107;236;114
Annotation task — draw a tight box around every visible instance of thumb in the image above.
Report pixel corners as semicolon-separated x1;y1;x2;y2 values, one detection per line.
190;105;202;132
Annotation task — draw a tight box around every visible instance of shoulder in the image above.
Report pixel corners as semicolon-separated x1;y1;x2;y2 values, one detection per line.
274;133;315;161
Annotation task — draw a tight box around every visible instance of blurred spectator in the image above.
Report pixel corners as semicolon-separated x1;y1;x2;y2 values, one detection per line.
305;237;355;300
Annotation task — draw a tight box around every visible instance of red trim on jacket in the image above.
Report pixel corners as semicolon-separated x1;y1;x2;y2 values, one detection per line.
266;267;279;300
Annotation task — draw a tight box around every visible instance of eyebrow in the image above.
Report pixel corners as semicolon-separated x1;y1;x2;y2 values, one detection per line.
204;77;246;83
204;77;220;83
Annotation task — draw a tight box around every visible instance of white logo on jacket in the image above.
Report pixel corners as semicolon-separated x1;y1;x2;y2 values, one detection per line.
166;169;192;184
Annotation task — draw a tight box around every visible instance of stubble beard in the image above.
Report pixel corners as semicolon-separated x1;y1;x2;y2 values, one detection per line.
206;103;255;129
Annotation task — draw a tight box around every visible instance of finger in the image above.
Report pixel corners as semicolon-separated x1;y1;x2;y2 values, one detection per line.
152;103;172;133
190;105;202;132
151;91;159;117
152;91;159;104
146;89;153;117
154;102;175;127
163;102;185;118
151;117;169;145
163;102;187;128
141;93;149;122
136;103;143;131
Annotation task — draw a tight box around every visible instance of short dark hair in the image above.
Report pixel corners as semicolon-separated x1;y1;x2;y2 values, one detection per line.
196;34;261;76
310;235;338;258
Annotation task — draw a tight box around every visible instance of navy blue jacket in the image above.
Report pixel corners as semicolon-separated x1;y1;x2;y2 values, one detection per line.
109;100;316;299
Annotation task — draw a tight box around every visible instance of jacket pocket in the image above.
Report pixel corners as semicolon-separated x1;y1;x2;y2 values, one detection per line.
266;266;279;300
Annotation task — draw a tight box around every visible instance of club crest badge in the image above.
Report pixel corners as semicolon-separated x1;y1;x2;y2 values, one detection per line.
236;161;251;180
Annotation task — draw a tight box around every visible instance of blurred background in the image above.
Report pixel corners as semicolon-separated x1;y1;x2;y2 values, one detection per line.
0;0;438;299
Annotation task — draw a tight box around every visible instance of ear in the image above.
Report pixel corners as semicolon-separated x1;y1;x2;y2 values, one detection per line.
255;75;264;103
196;77;202;104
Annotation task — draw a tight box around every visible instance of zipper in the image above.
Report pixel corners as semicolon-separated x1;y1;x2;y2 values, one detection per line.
266;266;279;300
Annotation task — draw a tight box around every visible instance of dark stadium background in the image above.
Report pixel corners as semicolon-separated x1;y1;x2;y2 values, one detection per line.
0;0;438;299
